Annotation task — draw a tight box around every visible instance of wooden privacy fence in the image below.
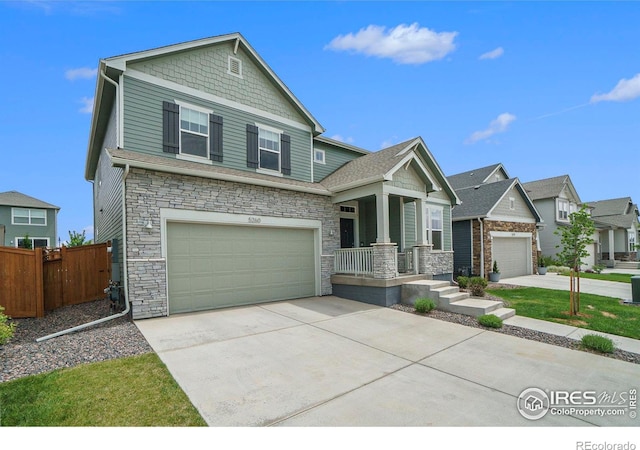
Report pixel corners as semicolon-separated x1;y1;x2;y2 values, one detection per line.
0;242;111;318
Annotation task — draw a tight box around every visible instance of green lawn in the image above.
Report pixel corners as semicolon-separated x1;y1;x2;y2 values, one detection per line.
559;272;636;283
0;353;207;426
486;287;640;340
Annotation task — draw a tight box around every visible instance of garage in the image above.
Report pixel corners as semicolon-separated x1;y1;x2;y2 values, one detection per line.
166;221;317;314
491;236;532;278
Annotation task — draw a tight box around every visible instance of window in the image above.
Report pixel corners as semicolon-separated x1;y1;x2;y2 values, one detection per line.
558;199;569;221
16;237;49;248
180;105;209;158
12;208;46;226
314;149;326;164
629;233;636;252
258;127;281;172
426;207;443;250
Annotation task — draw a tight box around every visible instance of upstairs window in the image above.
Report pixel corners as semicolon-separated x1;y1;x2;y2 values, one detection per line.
558;199;569;221
258;127;281;172
180;105;209;159
12;208;46;226
314;149;326;164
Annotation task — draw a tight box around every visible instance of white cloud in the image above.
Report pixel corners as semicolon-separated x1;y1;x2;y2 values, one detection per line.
479;47;504;60
465;113;516;145
330;134;355;144
65;67;97;81
325;23;458;64
82;225;94;238
590;73;640;103
79;96;94;114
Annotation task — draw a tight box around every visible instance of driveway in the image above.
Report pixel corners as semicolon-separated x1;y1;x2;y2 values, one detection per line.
500;272;632;300
135;296;640;427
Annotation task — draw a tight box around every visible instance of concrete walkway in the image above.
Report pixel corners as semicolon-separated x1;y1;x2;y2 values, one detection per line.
498;273;640;354
136;296;640;427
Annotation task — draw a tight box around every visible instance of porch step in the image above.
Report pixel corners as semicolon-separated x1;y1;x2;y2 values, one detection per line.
615;261;639;269
400;279;515;319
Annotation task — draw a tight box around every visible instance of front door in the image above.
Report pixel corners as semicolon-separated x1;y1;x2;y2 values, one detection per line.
340;218;355;248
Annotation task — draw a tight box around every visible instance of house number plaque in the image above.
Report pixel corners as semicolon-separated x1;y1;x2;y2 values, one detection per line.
248;217;262;224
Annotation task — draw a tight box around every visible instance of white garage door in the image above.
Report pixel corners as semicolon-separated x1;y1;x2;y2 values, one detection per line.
492;237;531;278
167;222;317;314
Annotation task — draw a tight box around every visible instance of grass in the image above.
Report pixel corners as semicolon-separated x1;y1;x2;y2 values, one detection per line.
559;272;636;283
0;353;207;426
486;287;640;340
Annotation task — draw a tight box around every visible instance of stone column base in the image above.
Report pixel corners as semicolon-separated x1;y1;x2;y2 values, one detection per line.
372;243;398;279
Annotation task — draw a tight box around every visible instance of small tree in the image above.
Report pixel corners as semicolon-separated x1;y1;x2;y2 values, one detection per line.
555;205;595;315
20;234;32;249
67;230;93;247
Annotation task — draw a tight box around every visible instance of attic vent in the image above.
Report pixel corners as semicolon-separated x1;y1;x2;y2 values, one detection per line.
228;56;243;78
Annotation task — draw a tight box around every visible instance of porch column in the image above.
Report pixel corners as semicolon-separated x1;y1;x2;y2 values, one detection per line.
415;198;428;245
609;228;615;261
372;243;398;279
375;192;390;243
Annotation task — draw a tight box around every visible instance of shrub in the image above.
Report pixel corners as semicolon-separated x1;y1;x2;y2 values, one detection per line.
468;277;488;297
492;261;500;274
581;334;615;354
547;265;571;275
456;276;469;289
478;314;503;328
592;264;605;274
0;306;16;345
414;298;436;314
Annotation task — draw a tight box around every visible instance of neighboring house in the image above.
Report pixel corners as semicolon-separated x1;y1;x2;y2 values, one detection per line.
587;197;640;265
448;164;542;279
522;175;598;270
85;33;459;319
0;191;59;248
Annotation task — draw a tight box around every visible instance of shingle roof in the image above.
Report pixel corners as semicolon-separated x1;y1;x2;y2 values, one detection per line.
522;175;570;201
0;191;60;209
587;197;634;217
447;163;504;190
320;138;416;191
451;179;515;219
587;197;639;230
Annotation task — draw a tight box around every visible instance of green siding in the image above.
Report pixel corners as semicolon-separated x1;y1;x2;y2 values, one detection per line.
389;197;401;248
313;141;362;183
122;75;312;183
444;205;452;251
0;206;57;247
128;42;307;125
404;201;416;248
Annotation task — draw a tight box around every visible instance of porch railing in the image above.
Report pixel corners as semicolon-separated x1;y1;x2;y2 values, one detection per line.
334;247;373;276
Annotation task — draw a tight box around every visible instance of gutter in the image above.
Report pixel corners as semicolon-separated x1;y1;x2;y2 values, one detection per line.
37;164;131;342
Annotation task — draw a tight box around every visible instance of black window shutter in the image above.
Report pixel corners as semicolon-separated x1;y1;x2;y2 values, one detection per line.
162;101;180;154
246;124;259;168
210;114;223;162
281;134;291;175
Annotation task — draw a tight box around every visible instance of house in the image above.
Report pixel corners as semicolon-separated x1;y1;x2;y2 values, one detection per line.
0;191;59;248
84;33;459;319
447;164;542;279
522;175;598;270
587;197;640;266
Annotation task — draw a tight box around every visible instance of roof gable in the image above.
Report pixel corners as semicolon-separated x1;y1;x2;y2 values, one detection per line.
452;178;541;221
522;174;581;203
447;163;509;190
320;137;459;203
0;191;60;210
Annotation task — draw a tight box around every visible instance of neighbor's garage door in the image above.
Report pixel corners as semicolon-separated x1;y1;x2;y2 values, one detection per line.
492;237;531;278
167;222;316;314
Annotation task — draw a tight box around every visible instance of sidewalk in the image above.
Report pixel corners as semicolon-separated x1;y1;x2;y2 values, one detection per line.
497;273;640;354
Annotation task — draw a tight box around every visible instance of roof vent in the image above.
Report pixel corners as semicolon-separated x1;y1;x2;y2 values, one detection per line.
228;56;242;78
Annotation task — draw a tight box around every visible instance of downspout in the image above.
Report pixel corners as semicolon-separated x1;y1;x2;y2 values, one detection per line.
37;165;131;342
479;217;485;278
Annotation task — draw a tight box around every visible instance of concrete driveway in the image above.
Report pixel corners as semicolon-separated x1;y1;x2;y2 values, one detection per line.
135;296;640;427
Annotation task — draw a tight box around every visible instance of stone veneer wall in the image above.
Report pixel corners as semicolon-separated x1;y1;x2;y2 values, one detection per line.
415;245;454;277
125;168;340;318
478;220;538;278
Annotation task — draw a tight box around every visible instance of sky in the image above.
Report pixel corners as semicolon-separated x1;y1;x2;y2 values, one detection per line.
1;1;639;245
